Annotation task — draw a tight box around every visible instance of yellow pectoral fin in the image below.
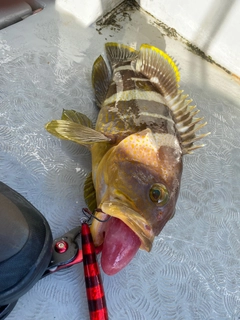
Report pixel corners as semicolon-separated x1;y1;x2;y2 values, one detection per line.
61;109;93;128
45;120;111;145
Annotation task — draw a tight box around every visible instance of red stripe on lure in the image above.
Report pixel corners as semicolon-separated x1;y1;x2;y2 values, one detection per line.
81;222;108;320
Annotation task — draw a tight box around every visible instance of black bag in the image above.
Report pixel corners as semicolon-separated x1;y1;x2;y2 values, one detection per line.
0;182;53;319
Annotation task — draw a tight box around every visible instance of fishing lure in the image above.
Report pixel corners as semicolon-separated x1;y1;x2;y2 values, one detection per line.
43;208;108;320
81;219;108;320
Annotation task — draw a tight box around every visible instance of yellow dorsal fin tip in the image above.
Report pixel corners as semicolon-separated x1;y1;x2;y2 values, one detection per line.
105;42;136;53
140;44;180;82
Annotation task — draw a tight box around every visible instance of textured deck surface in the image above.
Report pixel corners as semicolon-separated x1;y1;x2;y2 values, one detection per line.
1;1;240;319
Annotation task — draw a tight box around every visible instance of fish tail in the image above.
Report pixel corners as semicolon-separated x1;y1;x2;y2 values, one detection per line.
81;223;108;320
105;42;138;68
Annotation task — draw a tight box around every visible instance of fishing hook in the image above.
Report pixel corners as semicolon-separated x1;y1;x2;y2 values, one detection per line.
82;208;111;223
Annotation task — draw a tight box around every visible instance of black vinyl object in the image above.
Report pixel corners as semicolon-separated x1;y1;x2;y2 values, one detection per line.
0;182;53;319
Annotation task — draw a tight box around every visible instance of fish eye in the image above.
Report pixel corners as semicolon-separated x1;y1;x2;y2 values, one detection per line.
149;184;169;206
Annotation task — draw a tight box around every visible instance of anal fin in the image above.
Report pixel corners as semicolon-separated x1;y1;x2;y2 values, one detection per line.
92;55;111;108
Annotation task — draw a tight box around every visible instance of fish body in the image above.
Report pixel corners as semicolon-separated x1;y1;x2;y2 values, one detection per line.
45;43;209;275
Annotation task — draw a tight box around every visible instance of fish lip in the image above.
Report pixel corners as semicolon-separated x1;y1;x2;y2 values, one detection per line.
93;200;155;252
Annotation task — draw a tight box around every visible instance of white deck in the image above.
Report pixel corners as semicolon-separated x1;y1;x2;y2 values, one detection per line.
1;1;240;319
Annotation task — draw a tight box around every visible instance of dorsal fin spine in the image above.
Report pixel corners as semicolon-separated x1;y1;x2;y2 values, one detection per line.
105;42;138;67
167;90;209;153
175;109;200;123
140;44;180;82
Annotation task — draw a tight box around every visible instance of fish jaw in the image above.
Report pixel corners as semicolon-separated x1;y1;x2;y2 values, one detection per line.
90;200;155;252
90;128;182;274
90;128;182;248
90;200;154;275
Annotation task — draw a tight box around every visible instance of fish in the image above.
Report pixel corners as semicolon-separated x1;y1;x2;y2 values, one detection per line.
45;42;209;275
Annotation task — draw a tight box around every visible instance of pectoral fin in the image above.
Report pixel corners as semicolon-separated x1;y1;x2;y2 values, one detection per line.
61;109;93;128
45;120;111;145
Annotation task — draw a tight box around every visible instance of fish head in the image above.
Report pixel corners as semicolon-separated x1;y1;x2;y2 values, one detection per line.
91;128;183;253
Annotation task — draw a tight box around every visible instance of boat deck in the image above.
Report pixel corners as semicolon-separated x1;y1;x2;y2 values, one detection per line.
1;1;240;319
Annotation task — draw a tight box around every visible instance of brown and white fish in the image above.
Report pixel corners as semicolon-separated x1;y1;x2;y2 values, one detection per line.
45;43;209;275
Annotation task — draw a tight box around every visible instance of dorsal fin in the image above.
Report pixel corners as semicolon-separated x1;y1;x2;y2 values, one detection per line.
136;44;180;99
166;90;210;154
136;44;209;154
105;42;138;68
84;172;97;212
92;55;111;108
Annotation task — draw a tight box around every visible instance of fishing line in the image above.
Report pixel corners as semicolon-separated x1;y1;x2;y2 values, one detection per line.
82;208;111;223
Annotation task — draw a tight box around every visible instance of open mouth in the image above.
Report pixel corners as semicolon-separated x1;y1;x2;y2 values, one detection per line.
90;201;154;275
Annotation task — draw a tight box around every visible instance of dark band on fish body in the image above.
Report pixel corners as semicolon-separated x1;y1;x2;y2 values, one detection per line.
105;100;172;119
107;70;155;97
98;99;176;136
112;68;142;86
107;77;154;97
113;60;135;68
96;59;178;138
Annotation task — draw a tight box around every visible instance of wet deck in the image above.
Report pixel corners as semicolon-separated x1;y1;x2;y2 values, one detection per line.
1;1;240;319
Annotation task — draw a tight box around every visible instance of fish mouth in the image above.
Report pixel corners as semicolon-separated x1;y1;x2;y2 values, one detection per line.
90;200;155;251
90;201;155;275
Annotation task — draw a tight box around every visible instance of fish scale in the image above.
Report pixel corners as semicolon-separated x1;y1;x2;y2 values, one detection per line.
99;69;176;139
